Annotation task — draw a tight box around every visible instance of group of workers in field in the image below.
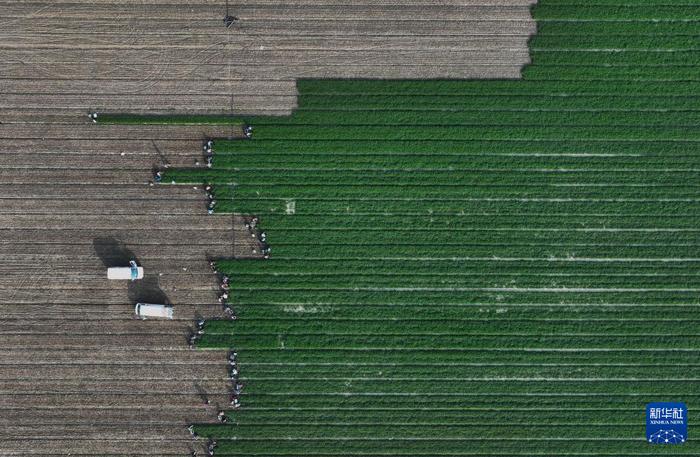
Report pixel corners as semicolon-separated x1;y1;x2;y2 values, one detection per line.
244;215;270;259
187;437;218;457
144;125;260;457
187;349;240;456
188;266;235;346
208;260;236;318
228;350;243;409
202;125;253;170
151;123;253;188
205;184;216;215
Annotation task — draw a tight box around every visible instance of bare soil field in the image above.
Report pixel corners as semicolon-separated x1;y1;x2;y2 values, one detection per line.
0;0;536;116
0;121;259;456
0;0;535;455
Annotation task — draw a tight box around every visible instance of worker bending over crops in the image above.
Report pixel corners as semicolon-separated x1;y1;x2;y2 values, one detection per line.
207;439;217;456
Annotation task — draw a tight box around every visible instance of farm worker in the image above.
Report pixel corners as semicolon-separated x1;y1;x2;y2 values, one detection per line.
129;260;139;281
88;112;97;123
196;318;205;330
231;396;241;408
206;156;213;168
154;171;162;183
224;15;238;28
187;425;198;438
217;411;227;423
243;125;253;138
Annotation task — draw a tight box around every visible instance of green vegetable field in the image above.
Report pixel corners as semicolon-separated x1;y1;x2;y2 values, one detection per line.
156;0;700;454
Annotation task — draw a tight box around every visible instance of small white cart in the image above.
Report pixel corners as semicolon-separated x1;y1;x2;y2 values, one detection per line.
135;303;174;320
107;261;144;281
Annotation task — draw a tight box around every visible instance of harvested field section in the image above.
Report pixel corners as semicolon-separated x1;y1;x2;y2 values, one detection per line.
159;1;700;455
0;121;260;456
0;0;536;116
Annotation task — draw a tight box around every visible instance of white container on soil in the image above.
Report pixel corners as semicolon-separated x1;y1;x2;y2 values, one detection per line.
135;303;174;320
107;261;144;280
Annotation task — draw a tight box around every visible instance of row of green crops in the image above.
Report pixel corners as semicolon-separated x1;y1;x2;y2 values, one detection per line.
199;438;700;456
131;0;700;455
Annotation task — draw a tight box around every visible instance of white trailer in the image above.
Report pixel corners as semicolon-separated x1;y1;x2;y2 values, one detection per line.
135;303;174;320
107;261;144;280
